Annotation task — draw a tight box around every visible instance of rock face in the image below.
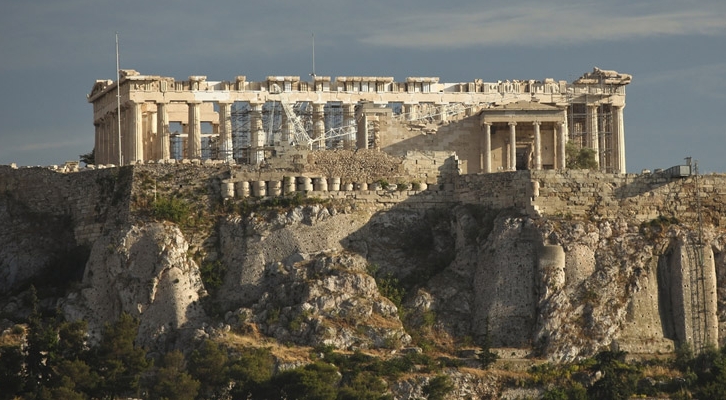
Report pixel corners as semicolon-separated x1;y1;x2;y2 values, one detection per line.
62;223;206;348
217;203;371;308
4;165;726;368
247;253;409;349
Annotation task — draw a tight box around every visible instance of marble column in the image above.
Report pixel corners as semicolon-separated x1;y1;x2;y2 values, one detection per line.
508;122;517;171
112;112;121;165
156;101;170;161
613;105;626;173
218;101;233;161
587;105;600;169
312;102;326;149
533;121;542;170
100;119;108;165
128;101;144;163
357;114;368;149
586;105;598;147
558;121;567;170
109;114;117;165
93;122;100;165
187;101;202;159
249;101;265;164
106;118;112;164
438;103;448;123
343;102;356;147
147;109;157;161
122;107;129;164
482;123;491;173
281;108;293;144
403;103;417;121
97;118;104;165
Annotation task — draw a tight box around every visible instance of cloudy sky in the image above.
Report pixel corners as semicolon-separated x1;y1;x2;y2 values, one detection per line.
1;0;725;173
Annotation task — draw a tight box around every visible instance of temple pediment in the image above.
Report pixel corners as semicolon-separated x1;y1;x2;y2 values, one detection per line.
87;80;113;99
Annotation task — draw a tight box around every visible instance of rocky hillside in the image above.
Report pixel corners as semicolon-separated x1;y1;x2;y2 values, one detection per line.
2;163;726;398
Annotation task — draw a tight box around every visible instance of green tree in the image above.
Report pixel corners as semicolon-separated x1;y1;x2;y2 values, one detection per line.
270;361;340;400
423;375;454;400
229;347;275;399
587;351;639;400
52;358;99;397
149;350;200;400
57;320;89;361
80;148;95;165
0;345;25;399
188;339;229;397
94;313;150;399
24;289;59;394
338;371;391;400
478;317;498;369
566;141;598;170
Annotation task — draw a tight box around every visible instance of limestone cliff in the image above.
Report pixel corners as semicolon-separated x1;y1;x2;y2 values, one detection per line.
3;164;726;397
61;222;206;347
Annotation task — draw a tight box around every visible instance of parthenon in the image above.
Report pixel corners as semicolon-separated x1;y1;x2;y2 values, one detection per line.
88;67;631;173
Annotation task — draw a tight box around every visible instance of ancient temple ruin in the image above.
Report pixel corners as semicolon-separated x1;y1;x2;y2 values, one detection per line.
88;67;631;173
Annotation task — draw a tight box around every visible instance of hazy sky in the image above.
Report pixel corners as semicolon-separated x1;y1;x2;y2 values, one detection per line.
1;0;725;173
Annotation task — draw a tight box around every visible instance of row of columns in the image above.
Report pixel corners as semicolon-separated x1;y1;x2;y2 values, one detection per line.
221;176;428;199
481;121;567;173
95;99;364;166
584;104;626;173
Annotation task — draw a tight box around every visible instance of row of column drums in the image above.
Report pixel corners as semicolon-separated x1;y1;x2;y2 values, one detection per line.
221;176;428;199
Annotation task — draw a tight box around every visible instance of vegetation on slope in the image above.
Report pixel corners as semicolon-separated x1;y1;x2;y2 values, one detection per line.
6;296;726;400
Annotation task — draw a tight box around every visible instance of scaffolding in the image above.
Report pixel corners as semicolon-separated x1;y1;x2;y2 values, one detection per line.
226;98;352;160
566;81;615;172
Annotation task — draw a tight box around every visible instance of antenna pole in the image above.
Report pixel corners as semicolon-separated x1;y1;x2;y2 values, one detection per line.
116;32;123;166
311;33;316;78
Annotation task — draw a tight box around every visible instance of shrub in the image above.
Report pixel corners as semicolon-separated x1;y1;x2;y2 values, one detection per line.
199;260;226;295
423;375;455;400
566;141;598;170
367;264;406;310
269;362;340;400
152;196;191;224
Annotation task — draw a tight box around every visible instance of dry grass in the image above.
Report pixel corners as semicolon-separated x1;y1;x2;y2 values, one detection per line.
366;310;404;330
220;329;313;364
641;363;683;380
0;324;26;347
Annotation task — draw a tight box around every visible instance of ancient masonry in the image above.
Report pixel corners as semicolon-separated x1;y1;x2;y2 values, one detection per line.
88;67;631;174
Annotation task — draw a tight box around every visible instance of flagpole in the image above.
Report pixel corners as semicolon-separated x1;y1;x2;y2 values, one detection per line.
116;32;123;166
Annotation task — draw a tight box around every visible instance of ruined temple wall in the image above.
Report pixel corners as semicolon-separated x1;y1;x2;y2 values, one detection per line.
383;116;481;174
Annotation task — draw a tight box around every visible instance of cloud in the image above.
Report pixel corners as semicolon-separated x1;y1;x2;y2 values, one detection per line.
636;63;726;99
357;3;726;48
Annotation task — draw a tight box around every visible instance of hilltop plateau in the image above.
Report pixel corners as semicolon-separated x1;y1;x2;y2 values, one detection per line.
3;153;726;398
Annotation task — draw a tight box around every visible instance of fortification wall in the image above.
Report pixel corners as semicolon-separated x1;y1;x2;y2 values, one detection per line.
7;162;726;242
453;169;726;226
0;166;130;246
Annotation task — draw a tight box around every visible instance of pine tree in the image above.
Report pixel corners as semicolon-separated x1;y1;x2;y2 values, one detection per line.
94;312;150;398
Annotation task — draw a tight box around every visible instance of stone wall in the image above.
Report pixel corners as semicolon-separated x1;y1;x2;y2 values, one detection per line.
383;115;481;174
0;165;131;246
452;169;726;226
6;164;726;243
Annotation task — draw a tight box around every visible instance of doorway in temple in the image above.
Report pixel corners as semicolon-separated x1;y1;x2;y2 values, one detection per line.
516;145;532;170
